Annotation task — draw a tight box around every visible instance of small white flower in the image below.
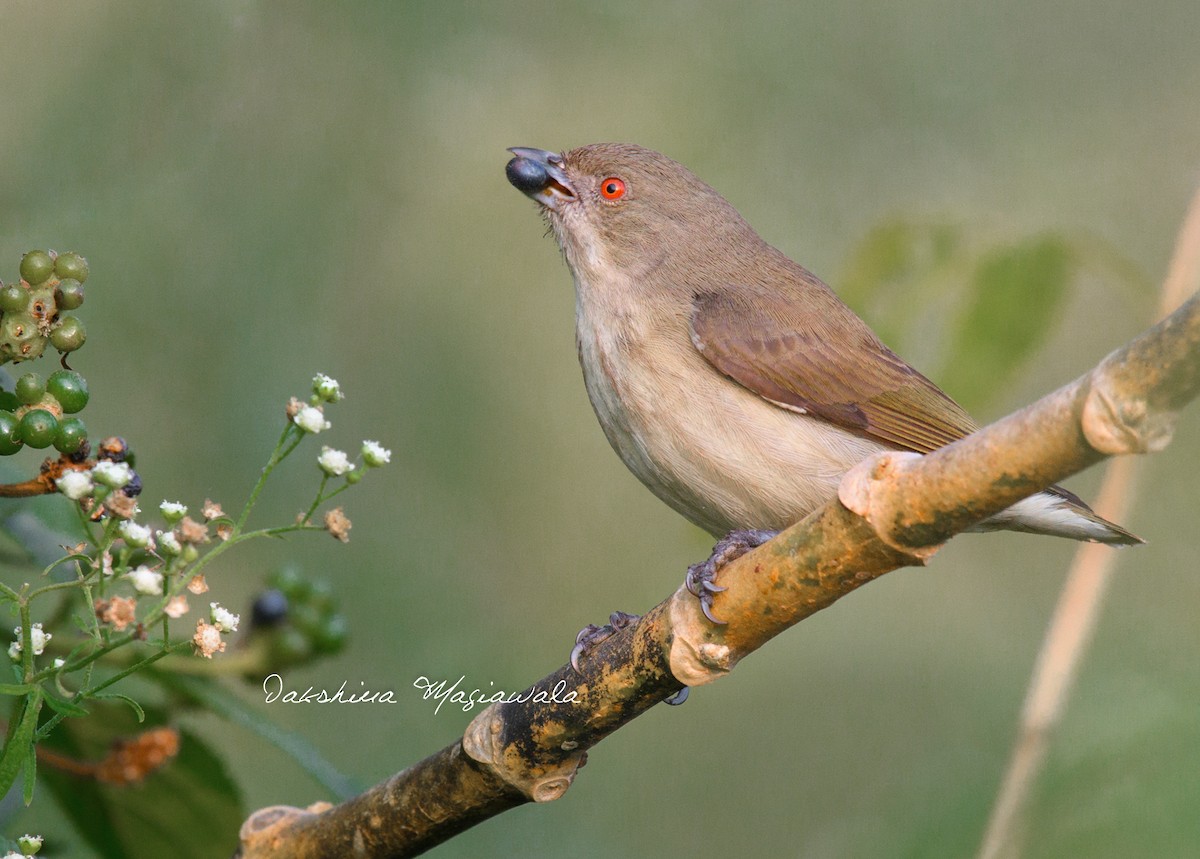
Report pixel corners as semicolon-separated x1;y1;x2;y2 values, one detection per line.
294;405;330;434
29;623;50;655
11;624;51;656
7;642;19;662
118;520;153;549
312;373;343;402
53;657;65;669
56;469;94;500
17;834;42;854
93;460;133;488
160;500;188;523
157;529;182;556
209;602;240;633
126;565;163;595
317;446;353;477
3;850;24;859
362;440;391;467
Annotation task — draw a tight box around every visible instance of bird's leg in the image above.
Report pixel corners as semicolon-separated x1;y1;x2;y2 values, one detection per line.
570;610;689;705
685;529;779;624
569;528;778;702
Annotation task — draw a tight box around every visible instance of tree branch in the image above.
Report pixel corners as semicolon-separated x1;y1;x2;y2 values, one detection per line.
236;287;1200;858
0;454;88;497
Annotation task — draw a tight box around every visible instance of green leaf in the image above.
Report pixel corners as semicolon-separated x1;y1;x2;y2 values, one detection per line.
38;700;244;859
91;692;144;723
70;612;98;635
840;220;959;305
838;219;963;347
156;671;360;799
0;689;41;801
22;727;35;805
940;235;1074;410
0;510;87;572
42;691;89;718
0;683;34;696
31;705;123;856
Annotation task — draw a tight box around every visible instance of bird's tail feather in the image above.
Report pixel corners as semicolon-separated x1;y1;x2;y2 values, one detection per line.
975;486;1143;546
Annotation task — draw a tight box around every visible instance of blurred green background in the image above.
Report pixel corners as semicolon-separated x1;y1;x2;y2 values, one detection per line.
2;1;1199;856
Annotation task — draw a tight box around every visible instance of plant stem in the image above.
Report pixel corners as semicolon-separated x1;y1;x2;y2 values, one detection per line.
237;423;303;533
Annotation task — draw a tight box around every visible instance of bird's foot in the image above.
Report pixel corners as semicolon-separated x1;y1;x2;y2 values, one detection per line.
570;611;690;706
685;529;779;624
570;610;640;673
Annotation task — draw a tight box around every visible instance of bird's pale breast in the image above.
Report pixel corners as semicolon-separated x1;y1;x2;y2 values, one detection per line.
574;296;884;536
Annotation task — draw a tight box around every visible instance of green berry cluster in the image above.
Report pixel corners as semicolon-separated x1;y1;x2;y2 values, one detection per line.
0;369;89;455
251;566;348;667
0;250;93;457
1;250;89;364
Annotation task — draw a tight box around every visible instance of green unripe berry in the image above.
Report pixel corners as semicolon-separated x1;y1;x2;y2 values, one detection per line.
1;312;45;362
2;312;35;336
0;412;22;455
27;287;55;321
311;614;348;655
55;278;85;310
0;391;16;412
54;417;88;454
18;409;58;448
54;252;88;283
19;250;55;285
47;370;88;413
50;316;86;352
289;603;323;636
268;566;311;600
346;470;362;485
0;284;27;313
15;373;45;405
271;627;312;664
308;579;336;613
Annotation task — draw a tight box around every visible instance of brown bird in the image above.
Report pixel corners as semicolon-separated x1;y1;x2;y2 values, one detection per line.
505;143;1140;622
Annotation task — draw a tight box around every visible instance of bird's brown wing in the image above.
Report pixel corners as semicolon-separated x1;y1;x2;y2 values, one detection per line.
689;285;979;454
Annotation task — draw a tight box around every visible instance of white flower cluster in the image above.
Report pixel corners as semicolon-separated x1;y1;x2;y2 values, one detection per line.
294;405;331;434
318;446;353;476
126;566;163;595
209;602;240;633
312;373;343;402
9;623;51;661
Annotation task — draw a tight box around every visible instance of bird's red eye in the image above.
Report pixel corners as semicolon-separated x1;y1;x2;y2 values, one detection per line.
600;177;626;200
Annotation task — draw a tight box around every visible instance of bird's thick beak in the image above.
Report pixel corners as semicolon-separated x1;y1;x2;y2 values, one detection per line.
506;147;576;212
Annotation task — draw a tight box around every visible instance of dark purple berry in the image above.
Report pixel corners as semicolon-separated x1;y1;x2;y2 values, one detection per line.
251;589;290;628
122;470;142;497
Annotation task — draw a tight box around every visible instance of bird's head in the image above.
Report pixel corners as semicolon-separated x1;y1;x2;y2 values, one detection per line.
506;143;756;285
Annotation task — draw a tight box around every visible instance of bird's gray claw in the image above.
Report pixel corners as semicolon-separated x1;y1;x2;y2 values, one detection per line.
570;611;641;673
684;528;779;625
570;624;604;673
608;610;639;630
664;686;690;706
